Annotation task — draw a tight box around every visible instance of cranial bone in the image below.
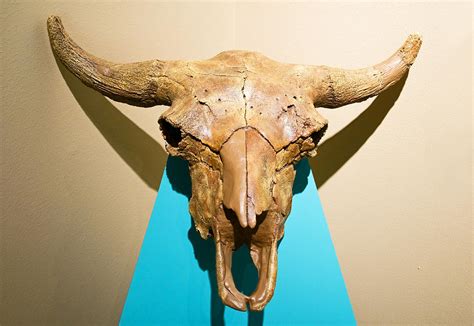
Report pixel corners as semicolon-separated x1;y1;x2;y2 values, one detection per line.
47;16;421;311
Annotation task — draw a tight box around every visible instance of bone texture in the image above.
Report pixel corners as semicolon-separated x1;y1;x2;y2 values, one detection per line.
47;15;421;311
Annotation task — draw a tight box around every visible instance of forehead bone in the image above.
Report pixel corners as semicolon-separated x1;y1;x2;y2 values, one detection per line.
161;53;328;151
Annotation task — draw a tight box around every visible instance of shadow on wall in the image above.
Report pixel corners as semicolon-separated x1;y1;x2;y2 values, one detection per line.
310;73;408;188
56;57;168;190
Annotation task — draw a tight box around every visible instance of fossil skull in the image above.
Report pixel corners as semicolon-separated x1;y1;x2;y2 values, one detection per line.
47;16;421;311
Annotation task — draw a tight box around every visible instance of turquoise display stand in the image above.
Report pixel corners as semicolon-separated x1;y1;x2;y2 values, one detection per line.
120;157;355;325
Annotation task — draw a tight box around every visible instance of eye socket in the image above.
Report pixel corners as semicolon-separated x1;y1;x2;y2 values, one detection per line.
310;124;328;147
159;118;183;147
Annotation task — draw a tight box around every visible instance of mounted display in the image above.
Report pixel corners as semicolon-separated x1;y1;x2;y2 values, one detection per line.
47;16;421;311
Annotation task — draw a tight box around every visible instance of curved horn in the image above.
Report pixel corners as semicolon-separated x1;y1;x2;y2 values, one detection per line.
308;34;422;108
47;16;178;107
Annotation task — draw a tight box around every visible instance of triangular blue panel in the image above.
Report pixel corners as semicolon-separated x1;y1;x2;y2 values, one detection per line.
120;158;355;325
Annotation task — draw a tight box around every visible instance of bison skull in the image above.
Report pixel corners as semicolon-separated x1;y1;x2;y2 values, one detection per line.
48;16;421;311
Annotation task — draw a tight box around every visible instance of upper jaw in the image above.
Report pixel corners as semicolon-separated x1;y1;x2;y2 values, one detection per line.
213;209;282;311
170;128;298;311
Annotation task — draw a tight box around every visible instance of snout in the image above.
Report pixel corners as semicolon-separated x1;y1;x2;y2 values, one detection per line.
187;126;296;311
220;128;276;229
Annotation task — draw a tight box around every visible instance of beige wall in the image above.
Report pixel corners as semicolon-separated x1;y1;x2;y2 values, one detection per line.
1;1;472;325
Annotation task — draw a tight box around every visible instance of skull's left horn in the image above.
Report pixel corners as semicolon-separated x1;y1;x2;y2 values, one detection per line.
307;34;422;108
47;16;179;107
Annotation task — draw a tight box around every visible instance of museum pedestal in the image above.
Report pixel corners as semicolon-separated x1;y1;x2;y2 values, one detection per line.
120;158;355;325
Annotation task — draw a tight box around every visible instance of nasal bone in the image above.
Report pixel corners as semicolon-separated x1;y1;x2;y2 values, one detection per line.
220;128;276;229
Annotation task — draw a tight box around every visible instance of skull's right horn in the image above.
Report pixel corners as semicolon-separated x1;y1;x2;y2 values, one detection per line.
47;16;184;107
305;34;422;108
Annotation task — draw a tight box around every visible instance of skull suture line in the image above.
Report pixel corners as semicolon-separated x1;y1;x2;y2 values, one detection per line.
48;16;421;311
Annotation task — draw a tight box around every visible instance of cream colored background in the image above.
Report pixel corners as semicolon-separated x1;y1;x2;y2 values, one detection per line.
1;1;472;325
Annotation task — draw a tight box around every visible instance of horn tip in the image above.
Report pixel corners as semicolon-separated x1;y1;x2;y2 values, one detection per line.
47;15;61;26
47;15;64;34
407;33;423;48
401;33;422;66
